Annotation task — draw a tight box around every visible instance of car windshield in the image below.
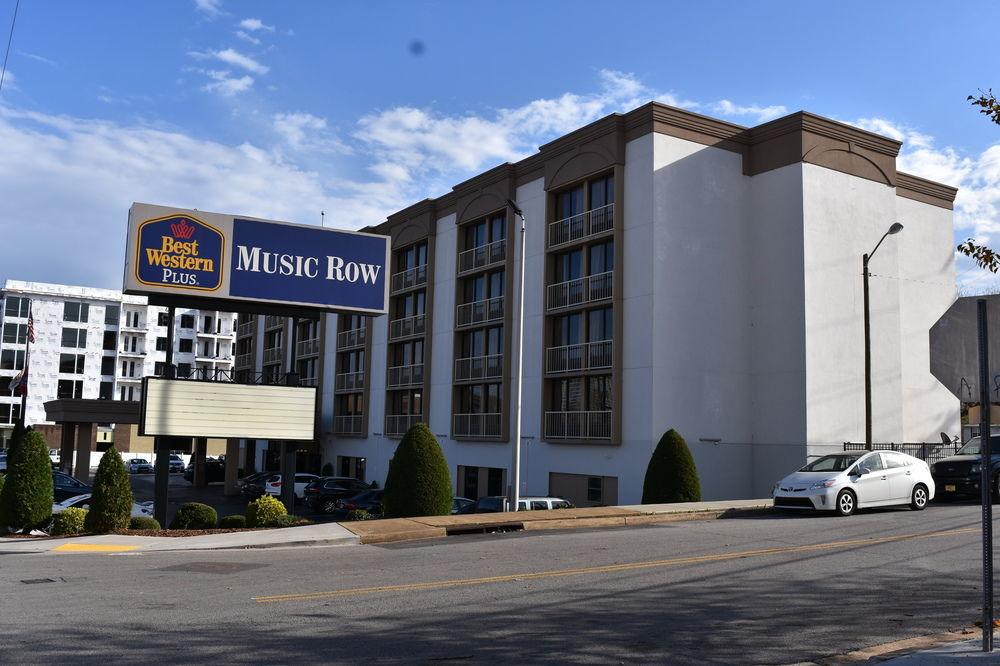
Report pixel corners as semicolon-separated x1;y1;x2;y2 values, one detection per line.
957;438;1000;456
799;455;860;472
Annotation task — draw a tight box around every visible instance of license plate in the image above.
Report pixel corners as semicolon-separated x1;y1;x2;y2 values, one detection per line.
945;484;956;492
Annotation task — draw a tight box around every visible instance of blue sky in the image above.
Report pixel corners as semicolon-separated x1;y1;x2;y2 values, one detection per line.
2;0;1000;291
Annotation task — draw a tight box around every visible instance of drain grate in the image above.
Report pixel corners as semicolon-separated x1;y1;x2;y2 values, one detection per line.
156;562;269;575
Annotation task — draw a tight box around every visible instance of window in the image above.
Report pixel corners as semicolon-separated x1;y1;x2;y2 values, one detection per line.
587;375;612;411
61;327;87;348
587;477;603;502
554;249;583;283
487;467;504;495
156;337;168;351
265;329;282;350
556;185;584;220
3;323;27;344
157;312;170;327
100;356;115;376
860;454;884;473
103;331;117;351
63;301;88;322
551;377;585;412
0;349;24;371
177;363;192;377
57;380;83;399
104;305;119;325
179;338;193;353
99;381;113;400
154;362;165;376
589;241;614;275
589;174;615;209
59;353;85;374
202;315;213;333
0;402;21;424
4;296;29;318
552;313;583;347
588;307;613;342
180;314;195;329
884;453;911;469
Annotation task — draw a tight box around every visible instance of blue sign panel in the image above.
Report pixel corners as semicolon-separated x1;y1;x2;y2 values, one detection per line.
229;218;388;312
134;215;225;292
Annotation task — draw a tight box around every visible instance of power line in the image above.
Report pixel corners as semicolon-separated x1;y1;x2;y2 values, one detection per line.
0;0;18;98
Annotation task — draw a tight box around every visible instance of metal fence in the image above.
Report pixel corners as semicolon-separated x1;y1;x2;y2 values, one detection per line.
843;442;960;461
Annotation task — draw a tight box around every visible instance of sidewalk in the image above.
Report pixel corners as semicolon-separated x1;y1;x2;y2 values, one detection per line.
0;498;771;554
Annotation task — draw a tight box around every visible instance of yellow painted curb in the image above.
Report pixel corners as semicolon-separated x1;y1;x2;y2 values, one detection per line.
51;543;139;553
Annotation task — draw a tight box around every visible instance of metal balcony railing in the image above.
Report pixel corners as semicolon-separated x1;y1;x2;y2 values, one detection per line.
337;326;367;350
386;363;424;389
385;413;422;437
237;321;254;337
453;413;503;438
390;264;428;294
545;340;613;374
334;414;365;436
299;376;319;387
546;271;613;311
335;370;365;393
544;410;612;440
263;348;283;365
455;296;504;329
458;238;506;275
235;352;254;368
264;315;284;330
454;354;503;382
119;347;146;357
388;314;426;341
548;202;615;248
296;338;320;358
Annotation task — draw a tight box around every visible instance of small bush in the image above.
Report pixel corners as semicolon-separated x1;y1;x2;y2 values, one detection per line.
344;509;374;522
382;423;452;518
272;514;312;528
218;514;246;529
245;494;287;527
51;508;88;536
642;429;702;504
169;502;218;530
85;447;134;533
0;430;54;530
129;516;161;530
321;462;334;476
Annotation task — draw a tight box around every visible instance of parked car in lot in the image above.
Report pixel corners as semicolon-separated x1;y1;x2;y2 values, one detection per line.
333;489;384;517
304;476;376;513
240;471;275;499
466;496;575;513
772;451;934;516
451;497;475;514
0;451;7;472
237;471;272;488
53;494;153;518
183;459;225;484
169;455;185;473
126;458;153;474
930;436;1000;501
52;470;92;502
264;473;320;501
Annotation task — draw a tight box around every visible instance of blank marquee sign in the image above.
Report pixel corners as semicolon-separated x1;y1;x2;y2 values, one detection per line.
140;378;317;441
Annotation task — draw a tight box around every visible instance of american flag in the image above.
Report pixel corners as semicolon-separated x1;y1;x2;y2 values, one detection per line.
26;306;34;343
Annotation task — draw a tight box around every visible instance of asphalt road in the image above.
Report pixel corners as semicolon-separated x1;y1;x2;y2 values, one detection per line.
1;503;996;664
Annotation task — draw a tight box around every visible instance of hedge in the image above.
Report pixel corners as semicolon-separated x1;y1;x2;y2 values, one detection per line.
246;495;286;527
84;447;134;533
170;502;218;530
218;514;247;529
641;429;702;504
382;423;452;518
129;516;161;530
0;429;54;530
51;507;88;536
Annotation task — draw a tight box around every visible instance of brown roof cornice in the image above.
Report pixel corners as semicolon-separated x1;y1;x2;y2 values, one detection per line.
897;171;958;210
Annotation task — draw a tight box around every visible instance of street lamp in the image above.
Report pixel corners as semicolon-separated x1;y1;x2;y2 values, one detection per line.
863;222;904;448
506;198;526;512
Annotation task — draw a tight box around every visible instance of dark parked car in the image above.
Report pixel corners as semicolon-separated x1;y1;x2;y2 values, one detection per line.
304;477;375;514
452;497;475;514
183;459;225;484
931;436;1000;501
240;471;274;499
332;489;384;517
52;470;92;502
169;455;185;473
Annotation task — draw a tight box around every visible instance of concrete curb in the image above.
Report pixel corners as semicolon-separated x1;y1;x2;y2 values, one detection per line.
806;627;977;664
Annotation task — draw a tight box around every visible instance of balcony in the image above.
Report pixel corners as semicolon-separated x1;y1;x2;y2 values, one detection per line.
544;410;612;440
296;338;321;358
119;322;144;333
335;370;365;393
458;238;506;276
387;363;424;389
235;352;254;369
116;375;142;383
236;321;255;338
548;202;615;249
455;296;504;329
453;413;503;439
299;376;319;387
337;326;366;350
454;354;503;382
546;271;613;311
264;315;284;330
118;348;146;357
388;314;426;341
263;348;283;365
385;413;422;438
334;414;365;436
195;353;233;363
390;264;428;294
545;340;613;374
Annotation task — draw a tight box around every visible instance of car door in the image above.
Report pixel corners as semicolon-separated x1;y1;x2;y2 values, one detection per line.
854;453;891;505
883;452;915;501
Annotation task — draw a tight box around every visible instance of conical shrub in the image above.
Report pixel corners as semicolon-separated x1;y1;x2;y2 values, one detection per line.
0;429;53;530
84;447;134;533
382;423;452;518
642;429;702;504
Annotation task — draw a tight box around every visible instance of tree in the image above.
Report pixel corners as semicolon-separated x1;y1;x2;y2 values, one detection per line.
0;429;54;530
84;447;134;533
382;423;452;518
642;429;702;504
957;90;1000;272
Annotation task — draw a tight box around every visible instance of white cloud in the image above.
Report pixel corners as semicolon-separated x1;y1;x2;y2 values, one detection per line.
0;70;16;91
194;0;224;18
191;48;268;75
272;112;350;154
235;30;260;45
16;50;56;66
713;99;788;123
201;70;253;96
239;18;275;32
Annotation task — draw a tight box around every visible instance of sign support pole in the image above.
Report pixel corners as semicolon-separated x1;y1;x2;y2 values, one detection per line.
979;298;994;653
153;305;175;527
280;317;299;514
506;199;525;512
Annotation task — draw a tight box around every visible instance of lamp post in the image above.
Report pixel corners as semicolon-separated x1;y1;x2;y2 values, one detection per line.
506;198;526;512
863;222;904;448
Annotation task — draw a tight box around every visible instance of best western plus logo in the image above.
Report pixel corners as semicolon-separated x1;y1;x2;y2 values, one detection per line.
135;214;225;291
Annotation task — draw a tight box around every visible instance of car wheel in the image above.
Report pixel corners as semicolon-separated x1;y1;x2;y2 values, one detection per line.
322;500;337;514
910;484;928;511
835;489;856;517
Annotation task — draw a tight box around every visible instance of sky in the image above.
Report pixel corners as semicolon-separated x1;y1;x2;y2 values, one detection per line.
1;0;1000;292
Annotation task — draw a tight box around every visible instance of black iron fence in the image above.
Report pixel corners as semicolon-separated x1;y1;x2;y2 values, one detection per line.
843;441;960;461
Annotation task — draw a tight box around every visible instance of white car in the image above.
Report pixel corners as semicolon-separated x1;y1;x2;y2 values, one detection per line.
264;473;319;501
772;451;935;516
53;494;154;519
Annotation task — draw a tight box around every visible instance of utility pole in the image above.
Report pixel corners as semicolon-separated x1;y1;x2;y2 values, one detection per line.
978;298;994;653
506;199;525;512
153;305;176;526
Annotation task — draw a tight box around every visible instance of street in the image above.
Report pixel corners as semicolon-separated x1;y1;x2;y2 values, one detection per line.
0;503;994;664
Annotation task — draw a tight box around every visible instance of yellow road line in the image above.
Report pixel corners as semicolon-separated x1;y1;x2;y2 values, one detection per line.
51;543;140;553
253;525;979;603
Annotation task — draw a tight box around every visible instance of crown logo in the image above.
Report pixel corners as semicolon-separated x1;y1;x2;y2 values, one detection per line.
170;219;196;240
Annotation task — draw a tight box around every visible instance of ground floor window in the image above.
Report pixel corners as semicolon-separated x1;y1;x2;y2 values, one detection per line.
457;464;506;500
337;455;367;481
549;472;618;507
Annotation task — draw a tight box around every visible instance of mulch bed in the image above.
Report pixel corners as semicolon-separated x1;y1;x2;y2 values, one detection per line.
112;528;263;537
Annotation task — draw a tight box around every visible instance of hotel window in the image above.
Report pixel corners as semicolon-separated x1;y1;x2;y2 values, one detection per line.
99;381;113;400
391;339;423;367
589;241;614;275
4;296;29;318
399;290;426;317
388;390;422;416
180;314;195;329
0;349;24;370
263;363;281;384
399;242;428;271
154;362;165;376
103;331;117;351
59;353;85;374
551;377;585;412
3;323;27;344
179;338;193;353
0;403;21;424
589;174;615;209
101;356;115;376
297;357;317;380
552;313;583;347
57;379;83;399
457;383;501;414
556;185;584;220
265;329;282;350
337;393;364;416
587;375;613;411
104;305;120;325
588;307;613;342
61;327;87;349
156;337;168;351
554;248;583;282
157;311;170;327
587;476;603;503
63;301;90;323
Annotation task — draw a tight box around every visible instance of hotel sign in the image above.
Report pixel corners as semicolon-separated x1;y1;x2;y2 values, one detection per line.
124;202;390;315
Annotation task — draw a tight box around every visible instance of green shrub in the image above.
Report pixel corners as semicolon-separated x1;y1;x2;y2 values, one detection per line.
344;509;374;522
169;502;218;530
272;514;312;528
84;447;134;533
245;494;287;527
0;430;54;530
321;462;334;476
382;423;452;518
642;429;702;504
218;514;247;529
51;507;88;536
128;516;161;530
